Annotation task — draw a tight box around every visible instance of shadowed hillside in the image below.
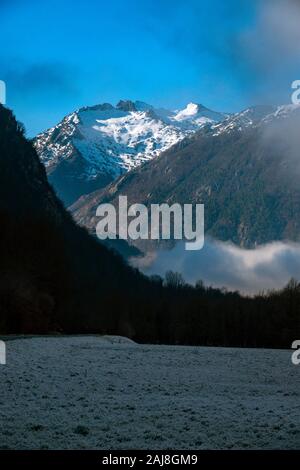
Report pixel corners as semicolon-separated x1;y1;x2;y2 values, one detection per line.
0;105;152;336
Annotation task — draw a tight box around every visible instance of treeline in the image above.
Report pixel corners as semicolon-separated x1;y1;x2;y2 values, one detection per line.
0;104;299;349
136;273;300;349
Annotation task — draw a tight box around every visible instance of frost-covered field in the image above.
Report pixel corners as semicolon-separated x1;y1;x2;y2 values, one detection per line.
0;336;299;449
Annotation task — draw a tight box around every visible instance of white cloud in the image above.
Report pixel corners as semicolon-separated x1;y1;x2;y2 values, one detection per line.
135;238;300;294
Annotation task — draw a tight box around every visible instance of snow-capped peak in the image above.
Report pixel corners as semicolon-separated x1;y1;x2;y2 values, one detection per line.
34;99;227;205
174;102;201;120
172;102;227;128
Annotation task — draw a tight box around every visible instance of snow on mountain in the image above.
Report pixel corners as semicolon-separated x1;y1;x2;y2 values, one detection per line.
211;104;300;136
261;103;300;124
69;101;300;250
172;102;226;127
34;100;299;208
34;100;227;205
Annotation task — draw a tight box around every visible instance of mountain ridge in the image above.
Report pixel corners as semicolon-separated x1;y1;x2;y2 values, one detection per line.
70;103;300;249
34;100;227;206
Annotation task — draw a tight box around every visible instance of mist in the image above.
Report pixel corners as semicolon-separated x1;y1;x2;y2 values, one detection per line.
239;0;300;103
136;238;300;294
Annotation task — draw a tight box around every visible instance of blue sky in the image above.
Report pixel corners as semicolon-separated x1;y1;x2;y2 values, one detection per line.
0;0;299;136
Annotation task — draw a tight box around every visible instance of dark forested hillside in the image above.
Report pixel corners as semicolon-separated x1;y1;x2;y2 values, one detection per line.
0;104;300;348
0;105;150;335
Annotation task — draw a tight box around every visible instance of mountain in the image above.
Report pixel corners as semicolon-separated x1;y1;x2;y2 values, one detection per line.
34;100;227;206
70;104;300;249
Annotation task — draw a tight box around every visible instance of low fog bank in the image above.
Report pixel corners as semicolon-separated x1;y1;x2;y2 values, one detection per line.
134;238;300;294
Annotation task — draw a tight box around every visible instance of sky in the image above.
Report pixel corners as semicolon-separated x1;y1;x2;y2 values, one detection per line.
1;0;300;136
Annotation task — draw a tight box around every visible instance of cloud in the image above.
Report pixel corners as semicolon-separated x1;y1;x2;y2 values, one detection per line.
141;0;250;69
136;238;300;294
2;62;78;101
255;0;300;59
236;0;300;102
137;0;300;105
